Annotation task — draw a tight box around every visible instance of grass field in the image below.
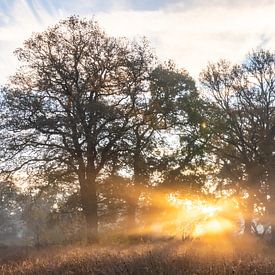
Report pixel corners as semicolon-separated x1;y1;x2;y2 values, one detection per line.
0;240;275;274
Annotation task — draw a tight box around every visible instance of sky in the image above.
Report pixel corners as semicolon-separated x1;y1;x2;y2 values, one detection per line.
0;0;275;84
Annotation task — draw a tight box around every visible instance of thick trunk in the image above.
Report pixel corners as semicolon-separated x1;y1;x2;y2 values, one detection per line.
79;174;98;242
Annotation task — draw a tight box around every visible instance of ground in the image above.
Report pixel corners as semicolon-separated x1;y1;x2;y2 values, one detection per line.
0;240;275;274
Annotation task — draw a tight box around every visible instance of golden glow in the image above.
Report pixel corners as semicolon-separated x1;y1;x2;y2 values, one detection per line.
167;193;239;239
193;218;234;237
114;184;241;245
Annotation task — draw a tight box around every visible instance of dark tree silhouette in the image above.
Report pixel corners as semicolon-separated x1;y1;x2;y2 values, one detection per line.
0;16;154;241
201;50;275;240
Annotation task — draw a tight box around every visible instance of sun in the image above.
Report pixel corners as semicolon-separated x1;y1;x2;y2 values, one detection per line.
193;218;234;237
167;193;238;239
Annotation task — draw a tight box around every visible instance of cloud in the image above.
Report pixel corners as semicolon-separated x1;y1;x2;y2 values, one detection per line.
0;0;275;84
163;0;275;11
96;2;275;78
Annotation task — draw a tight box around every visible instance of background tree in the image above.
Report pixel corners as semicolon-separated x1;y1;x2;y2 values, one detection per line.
150;62;211;192
0;181;23;244
115;61;211;231
200;50;275;239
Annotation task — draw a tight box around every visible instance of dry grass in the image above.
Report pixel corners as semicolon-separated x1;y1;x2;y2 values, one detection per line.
0;241;275;274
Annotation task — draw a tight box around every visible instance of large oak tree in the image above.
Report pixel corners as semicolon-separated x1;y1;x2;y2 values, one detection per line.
0;16;154;240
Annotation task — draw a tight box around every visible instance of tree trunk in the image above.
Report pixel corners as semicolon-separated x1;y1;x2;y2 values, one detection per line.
126;145;143;231
79;174;98;242
35;226;41;249
265;126;275;244
244;166;262;238
268;169;275;244
243;194;253;237
243;219;252;236
126;198;138;232
126;183;143;231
